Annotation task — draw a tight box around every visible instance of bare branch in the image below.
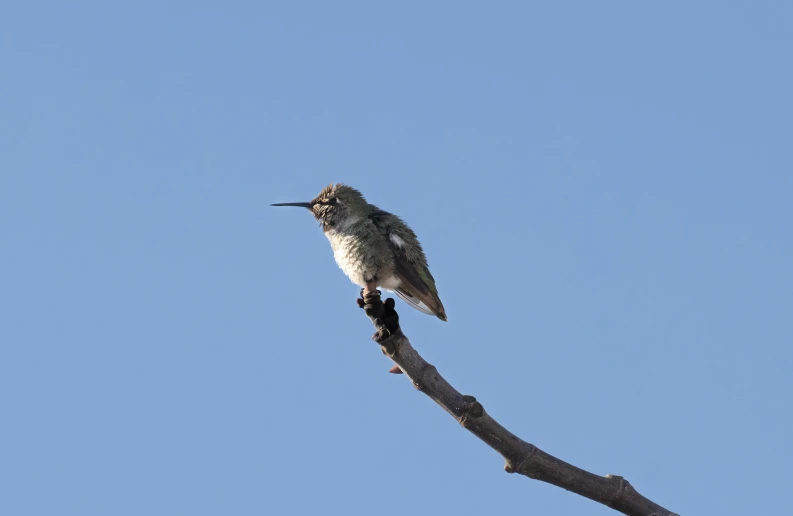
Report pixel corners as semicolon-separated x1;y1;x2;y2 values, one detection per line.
357;291;679;516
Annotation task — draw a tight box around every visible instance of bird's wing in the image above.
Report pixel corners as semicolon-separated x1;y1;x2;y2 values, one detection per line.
368;209;444;318
393;288;437;316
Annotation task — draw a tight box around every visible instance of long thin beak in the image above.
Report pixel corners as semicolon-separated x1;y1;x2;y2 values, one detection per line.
271;202;313;208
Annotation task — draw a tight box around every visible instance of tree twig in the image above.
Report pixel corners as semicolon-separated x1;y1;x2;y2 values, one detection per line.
357;291;679;516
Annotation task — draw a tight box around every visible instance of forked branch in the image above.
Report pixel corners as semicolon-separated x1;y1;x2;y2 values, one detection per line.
357;291;678;516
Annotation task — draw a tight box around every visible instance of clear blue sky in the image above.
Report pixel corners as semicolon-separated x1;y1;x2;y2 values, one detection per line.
2;2;791;515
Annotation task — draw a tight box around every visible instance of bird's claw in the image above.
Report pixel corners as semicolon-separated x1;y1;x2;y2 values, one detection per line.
361;288;382;302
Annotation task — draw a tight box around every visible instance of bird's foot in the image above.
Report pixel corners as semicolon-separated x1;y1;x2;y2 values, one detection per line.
360;287;381;299
357;288;382;309
356;291;400;342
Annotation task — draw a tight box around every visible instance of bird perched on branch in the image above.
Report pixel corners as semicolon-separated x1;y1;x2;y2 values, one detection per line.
272;183;447;321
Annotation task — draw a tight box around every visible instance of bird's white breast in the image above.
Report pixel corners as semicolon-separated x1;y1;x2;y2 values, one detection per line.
323;216;400;290
324;227;370;286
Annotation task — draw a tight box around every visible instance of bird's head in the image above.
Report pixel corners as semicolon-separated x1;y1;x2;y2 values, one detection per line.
272;183;369;230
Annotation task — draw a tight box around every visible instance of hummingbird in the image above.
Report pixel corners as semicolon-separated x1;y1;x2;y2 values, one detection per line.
272;183;447;321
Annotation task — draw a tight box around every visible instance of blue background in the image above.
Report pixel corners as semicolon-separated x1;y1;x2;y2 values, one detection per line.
2;2;791;515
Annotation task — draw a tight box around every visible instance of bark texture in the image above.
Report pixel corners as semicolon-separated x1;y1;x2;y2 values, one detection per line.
357;291;679;516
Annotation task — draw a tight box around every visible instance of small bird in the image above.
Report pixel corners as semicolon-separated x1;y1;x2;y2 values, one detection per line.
272;183;447;321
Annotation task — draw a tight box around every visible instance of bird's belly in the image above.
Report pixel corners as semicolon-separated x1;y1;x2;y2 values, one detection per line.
325;230;393;288
379;275;402;290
